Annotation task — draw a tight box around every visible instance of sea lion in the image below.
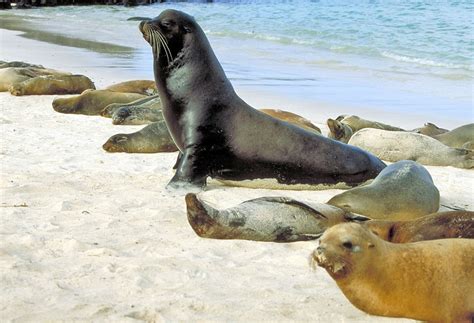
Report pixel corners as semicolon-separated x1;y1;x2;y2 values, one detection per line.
52;89;146;116
0;67;70;92
186;194;369;242
413;122;449;137
0;61;44;69
433;123;474;149
104;80;157;96
364;210;474;243
348;128;474;169
327;115;405;143
102;120;177;153
462;141;474;150
311;223;474;322
327;160;439;220
139;10;385;191
100;95;162;125
259;109;321;134
9;75;95;96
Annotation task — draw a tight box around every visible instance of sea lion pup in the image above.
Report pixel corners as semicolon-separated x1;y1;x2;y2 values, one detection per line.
311;223;474;322
186;193;369;242
327;115;404;143
52;89;146;116
413;122;449;137
0;67;70;92
364;210;474;243
9;75;95;96
327;160;439;220
139;10;385;191
102;120;177;153
104;80;157;96
259;109;321;134
432;123;474;149
348;128;474;169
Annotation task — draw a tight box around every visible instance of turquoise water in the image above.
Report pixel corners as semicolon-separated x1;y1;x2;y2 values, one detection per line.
1;1;473;125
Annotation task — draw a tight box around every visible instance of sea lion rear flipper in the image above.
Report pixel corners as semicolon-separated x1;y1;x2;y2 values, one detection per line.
247;196;327;219
344;213;372;222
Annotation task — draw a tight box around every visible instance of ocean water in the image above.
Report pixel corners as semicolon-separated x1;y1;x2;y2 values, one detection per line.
1;1;473;126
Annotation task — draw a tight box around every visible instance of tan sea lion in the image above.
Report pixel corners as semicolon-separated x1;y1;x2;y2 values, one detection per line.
0;67;70;92
433;123;474;148
364;210;474;243
327;115;404;143
52;90;146;116
312;223;474;322
327;160;439;220
9;75;95;96
102;120;177;153
186;194;368;242
104;80;157;96
259;109;321;134
413;122;449;137
348;128;474;168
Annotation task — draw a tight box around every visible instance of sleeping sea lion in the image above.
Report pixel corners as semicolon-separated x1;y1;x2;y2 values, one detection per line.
311;223;474;322
0;67;70;92
139;10;385;191
327;115;404;143
432;123;474;149
9;75;95;96
186;194;368;242
104;80;157;96
348;128;474;169
52;90;146;116
327;160;440;220
413;122;449;137
259;109;321;134
364;210;474;243
102;120;177;153
0;61;44;69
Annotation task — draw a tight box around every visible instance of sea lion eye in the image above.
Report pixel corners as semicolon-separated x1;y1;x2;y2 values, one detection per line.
342;241;353;249
161;20;173;28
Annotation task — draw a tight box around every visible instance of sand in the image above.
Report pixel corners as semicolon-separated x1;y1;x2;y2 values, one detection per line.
1;26;473;323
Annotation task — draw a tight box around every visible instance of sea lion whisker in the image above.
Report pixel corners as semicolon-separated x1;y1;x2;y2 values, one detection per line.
155;30;173;64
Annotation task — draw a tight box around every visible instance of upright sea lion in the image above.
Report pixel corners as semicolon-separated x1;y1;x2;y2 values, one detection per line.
433;123;474;149
364;210;474;243
9;75;95;96
348;128;473;169
413;122;449;137
104;80;157;96
102;120;177;153
52;90;146;116
186;194;368;242
259;109;321;134
327;115;404;143
312;223;474;322
327;160;439;220
139;10;385;191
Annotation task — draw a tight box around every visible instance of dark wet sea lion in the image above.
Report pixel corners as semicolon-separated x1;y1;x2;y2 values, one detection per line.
9;75;95;96
312;223;474;322
364;210;474;243
327;115;405;143
186;194;368;242
348;128;474;169
327;160;440;220
102;120;177;153
433;123;474;149
140;10;385;191
52;89;146;116
104;80;157;96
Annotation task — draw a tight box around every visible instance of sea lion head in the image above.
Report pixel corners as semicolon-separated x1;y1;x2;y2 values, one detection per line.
139;10;199;71
8;84;24;96
102;134;129;153
312;223;377;280
112;107;133;125
327;118;353;143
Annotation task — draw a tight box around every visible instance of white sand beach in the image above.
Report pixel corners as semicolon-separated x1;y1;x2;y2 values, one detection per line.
1;18;473;323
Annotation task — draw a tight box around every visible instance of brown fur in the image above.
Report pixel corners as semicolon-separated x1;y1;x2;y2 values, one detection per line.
9;75;95;96
104;80;157;96
0;67;70;92
259;109;321;134
312;223;474;322
414;122;449;137
364;210;474;243
52;90;146;116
